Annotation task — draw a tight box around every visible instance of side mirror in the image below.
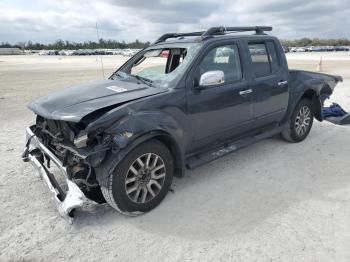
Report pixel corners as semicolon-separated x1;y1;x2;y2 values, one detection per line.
198;70;225;88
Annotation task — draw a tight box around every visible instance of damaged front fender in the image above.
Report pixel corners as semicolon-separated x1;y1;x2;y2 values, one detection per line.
94;128;185;188
88;109;188;185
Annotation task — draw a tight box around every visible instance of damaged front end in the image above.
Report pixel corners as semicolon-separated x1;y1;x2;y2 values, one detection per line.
22;116;112;223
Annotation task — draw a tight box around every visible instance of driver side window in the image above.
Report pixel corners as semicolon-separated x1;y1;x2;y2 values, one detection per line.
199;44;242;83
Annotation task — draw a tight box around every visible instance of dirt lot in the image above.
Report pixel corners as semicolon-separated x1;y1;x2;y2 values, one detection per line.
1;53;350;261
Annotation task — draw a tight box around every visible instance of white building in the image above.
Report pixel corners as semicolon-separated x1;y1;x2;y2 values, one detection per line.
0;48;24;55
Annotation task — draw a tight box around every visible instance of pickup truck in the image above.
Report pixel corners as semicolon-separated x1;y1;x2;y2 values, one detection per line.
22;26;342;222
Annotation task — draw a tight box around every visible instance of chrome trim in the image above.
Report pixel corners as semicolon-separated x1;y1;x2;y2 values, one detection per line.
278;80;288;86
22;126;96;224
199;70;225;87
25;126;66;174
239;89;253;95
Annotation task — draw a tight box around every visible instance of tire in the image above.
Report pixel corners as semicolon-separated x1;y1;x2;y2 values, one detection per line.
281;98;314;143
101;140;174;215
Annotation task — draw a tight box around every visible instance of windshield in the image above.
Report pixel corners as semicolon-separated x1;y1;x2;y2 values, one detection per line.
114;43;201;88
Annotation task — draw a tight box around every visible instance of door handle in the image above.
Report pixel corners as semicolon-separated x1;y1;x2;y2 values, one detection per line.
239;89;253;96
278;80;288;87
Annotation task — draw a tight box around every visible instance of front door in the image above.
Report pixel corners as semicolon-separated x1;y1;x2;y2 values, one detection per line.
186;42;254;151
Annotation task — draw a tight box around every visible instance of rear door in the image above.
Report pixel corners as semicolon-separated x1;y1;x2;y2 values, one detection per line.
247;40;289;124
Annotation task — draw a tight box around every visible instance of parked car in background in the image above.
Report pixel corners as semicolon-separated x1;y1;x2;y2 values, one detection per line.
335;45;348;51
296;47;306;52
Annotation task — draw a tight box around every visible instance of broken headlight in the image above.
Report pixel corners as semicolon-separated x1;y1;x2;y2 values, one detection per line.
74;133;88;148
74;130;112;149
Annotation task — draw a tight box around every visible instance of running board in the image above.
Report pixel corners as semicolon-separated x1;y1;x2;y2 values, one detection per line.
187;126;284;169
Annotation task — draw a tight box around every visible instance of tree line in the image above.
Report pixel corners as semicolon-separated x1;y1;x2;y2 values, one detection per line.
0;39;151;50
280;38;350;47
1;38;350;50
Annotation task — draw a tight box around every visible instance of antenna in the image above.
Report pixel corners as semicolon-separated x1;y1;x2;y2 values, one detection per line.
95;22;105;79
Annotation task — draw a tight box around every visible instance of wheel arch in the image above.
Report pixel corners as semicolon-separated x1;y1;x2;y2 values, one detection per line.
300;89;323;121
128;130;185;177
151;133;185;177
287;76;334;123
94;129;185;188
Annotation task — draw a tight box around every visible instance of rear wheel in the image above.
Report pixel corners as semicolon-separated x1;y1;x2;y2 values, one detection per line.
281;98;314;142
101;140;174;215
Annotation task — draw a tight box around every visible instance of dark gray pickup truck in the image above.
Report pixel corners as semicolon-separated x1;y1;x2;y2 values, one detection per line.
22;26;342;222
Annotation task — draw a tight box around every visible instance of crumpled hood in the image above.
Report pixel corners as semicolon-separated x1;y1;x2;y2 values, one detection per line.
28;79;167;122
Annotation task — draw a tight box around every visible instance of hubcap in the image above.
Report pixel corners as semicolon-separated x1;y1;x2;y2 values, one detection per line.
294;105;311;136
125;153;166;204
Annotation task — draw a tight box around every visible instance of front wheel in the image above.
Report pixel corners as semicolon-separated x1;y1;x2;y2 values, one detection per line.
281;98;314;142
101;140;174;215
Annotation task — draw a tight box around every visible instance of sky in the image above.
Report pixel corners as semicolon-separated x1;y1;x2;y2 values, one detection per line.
0;0;349;44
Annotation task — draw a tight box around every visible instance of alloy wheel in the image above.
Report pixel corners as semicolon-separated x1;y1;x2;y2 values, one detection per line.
294;105;311;137
125;153;166;204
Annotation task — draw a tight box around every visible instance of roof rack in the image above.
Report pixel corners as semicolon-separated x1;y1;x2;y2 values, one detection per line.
202;26;272;37
154;26;272;43
154;31;205;44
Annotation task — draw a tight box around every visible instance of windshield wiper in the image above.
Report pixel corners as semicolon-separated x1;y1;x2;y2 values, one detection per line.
130;74;153;87
113;71;127;79
112;72;153;87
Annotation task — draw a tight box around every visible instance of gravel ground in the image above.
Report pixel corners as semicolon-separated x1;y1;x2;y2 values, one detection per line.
0;53;349;262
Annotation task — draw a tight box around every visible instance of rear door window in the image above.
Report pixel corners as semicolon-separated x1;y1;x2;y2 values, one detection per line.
266;42;279;73
248;42;280;78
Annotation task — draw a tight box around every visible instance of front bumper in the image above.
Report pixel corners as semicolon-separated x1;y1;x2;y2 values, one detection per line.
22;126;95;224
